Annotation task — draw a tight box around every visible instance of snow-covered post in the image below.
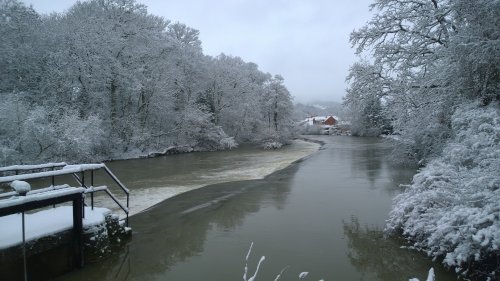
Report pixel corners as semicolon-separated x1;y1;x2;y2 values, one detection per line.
10;180;31;281
11;180;31;196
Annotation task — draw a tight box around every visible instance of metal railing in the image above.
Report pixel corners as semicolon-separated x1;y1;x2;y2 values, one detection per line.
0;162;67;186
0;163;130;226
0;162;68;173
71;165;130;226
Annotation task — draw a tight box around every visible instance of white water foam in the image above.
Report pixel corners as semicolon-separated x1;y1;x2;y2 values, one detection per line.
91;139;320;217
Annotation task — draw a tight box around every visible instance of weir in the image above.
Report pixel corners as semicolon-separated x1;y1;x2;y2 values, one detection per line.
0;163;131;281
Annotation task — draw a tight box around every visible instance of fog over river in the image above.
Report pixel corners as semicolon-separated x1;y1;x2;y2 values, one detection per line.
58;136;457;281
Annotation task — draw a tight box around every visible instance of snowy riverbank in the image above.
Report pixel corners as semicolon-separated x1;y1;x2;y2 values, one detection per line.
386;103;500;280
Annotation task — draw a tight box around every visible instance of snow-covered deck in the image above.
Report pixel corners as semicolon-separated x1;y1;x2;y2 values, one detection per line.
0;206;110;249
0;185;88;249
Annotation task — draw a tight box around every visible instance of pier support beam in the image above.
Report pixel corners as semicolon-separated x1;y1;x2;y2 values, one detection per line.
73;196;84;269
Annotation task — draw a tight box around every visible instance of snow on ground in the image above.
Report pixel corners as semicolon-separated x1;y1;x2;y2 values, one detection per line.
0;206;110;249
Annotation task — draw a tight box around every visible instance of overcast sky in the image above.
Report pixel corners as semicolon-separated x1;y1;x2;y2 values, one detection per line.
23;0;373;103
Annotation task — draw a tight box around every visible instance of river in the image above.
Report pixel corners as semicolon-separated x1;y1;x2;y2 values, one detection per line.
57;136;457;281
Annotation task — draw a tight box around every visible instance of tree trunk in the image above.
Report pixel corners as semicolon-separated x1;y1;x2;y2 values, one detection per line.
273;97;278;132
110;79;117;137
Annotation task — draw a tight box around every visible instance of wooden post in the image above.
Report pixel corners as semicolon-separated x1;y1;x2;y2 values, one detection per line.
22;211;27;281
81;172;85;219
73;196;84;269
90;170;94;210
51;166;55;186
52;167;56;208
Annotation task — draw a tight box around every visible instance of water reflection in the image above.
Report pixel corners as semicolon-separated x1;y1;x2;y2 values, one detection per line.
343;217;456;281
361;144;383;186
58;167;297;281
347;137;386;187
342;136;416;194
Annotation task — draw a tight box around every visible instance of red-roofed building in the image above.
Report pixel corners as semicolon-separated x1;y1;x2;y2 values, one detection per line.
323;116;337;126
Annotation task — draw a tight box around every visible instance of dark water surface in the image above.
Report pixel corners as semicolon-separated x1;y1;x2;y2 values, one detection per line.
58;136;457;281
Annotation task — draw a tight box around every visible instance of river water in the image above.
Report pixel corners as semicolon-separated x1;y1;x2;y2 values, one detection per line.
58;136;457;281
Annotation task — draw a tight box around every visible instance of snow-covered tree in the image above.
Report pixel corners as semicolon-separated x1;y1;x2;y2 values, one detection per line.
348;0;500;278
0;0;295;164
347;0;499;164
0;0;42;94
344;62;391;136
260;75;295;146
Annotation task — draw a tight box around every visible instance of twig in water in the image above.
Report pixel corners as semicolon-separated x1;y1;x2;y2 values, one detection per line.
274;265;290;281
243;242;266;281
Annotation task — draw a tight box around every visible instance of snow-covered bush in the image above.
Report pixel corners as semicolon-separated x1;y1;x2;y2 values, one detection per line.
259;130;287;150
262;141;283;150
386;102;500;279
219;136;238;150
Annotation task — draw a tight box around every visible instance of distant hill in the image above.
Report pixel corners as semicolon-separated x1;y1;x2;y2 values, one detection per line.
293;101;347;121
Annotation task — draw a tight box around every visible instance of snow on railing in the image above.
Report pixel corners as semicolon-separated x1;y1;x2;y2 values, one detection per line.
0;164;105;184
62;164;105;172
0;162;130;226
83;185;108;194
70;166;130;225
27;184;71;195
0;184;72;200
0;162;67;173
0;191;17;199
0;187;85;209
